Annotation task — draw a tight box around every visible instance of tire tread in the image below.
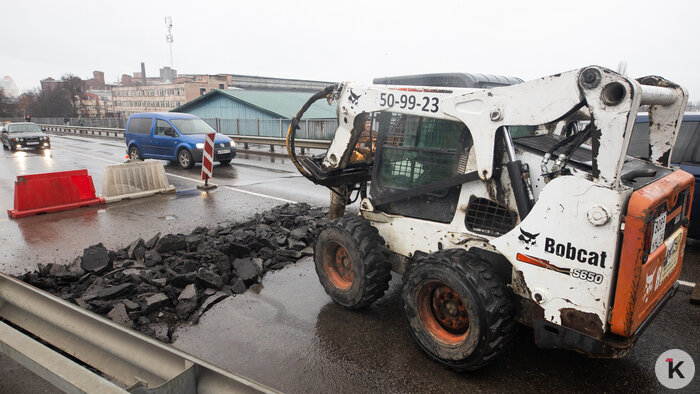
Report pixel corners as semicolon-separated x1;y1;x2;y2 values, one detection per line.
404;248;514;371
318;215;392;309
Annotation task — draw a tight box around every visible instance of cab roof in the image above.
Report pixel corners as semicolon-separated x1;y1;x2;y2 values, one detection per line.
636;112;700;122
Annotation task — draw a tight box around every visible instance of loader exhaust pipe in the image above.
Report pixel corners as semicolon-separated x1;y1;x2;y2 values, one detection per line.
597;83;680;107
639;85;681;106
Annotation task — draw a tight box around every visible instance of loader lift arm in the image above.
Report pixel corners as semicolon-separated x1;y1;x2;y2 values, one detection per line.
290;66;687;190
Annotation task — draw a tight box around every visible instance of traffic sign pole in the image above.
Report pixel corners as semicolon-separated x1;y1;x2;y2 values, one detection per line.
197;132;218;191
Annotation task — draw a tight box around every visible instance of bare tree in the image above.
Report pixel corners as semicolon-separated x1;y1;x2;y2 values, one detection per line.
17;88;73;117
61;74;85;116
0;88;18;117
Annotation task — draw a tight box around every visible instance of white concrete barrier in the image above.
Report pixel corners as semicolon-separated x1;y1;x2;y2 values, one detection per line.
102;161;175;203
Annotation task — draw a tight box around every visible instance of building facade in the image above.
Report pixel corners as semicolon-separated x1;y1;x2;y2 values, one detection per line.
111;78;227;118
40;77;64;92
109;63;336;118
219;74;334;92
110;63;230;117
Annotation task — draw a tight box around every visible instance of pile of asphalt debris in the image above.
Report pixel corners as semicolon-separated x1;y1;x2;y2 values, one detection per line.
18;203;328;343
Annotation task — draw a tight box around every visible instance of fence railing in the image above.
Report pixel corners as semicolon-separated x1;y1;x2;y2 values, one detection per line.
38;124;331;153
22;117;338;140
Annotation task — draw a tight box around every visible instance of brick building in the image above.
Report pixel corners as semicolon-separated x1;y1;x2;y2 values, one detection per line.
110;62;336;118
83;71;106;90
40;77;64;92
111;76;228;118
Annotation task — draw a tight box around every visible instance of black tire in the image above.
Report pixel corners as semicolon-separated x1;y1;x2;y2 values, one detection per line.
314;215;392;309
2;141;7;150
177;149;194;169
129;145;142;160
219;159;232;165
402;249;514;371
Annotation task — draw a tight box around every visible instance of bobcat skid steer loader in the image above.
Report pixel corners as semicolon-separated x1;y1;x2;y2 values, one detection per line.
285;66;693;371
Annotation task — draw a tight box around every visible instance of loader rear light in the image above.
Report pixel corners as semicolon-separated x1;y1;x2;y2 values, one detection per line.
643;221;652;257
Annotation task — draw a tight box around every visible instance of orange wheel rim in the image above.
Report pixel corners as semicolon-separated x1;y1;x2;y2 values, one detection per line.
323;242;354;290
417;282;469;344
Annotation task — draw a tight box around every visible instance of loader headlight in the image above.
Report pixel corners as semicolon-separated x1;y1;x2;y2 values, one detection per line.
195;143;204;149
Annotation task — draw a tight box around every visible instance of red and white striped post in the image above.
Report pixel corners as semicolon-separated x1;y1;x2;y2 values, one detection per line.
197;132;218;190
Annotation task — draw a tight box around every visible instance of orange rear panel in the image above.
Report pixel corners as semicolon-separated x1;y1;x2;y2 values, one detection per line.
610;170;694;337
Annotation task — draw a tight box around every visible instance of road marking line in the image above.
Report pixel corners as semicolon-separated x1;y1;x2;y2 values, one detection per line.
52;148;120;164
53;147;298;204
678;280;696;288
223;186;297;204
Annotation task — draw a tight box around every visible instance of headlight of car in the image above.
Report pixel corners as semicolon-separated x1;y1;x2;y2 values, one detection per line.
229;140;236;147
195;143;204;149
18;138;24;142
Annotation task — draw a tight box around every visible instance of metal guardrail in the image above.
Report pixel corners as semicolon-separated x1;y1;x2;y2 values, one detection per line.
39;124;331;152
41;124;125;138
0;272;277;393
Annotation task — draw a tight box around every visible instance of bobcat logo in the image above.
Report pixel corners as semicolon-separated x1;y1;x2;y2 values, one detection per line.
348;89;361;105
518;228;540;250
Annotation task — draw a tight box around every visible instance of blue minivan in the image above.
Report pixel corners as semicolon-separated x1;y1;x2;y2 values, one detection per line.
125;112;236;169
630;113;700;238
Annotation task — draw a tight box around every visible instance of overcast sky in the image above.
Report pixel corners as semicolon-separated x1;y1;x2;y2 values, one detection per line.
2;0;699;100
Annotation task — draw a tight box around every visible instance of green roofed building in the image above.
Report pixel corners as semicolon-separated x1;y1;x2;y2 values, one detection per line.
172;89;338;139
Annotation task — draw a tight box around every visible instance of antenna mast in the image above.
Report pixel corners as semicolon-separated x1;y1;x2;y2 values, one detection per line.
165;16;174;68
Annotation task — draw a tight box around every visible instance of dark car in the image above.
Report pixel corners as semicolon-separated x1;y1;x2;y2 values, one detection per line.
1;122;51;151
630;113;700;238
125;112;236;169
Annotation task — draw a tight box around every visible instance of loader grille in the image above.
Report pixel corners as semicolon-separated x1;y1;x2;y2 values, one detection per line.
465;197;517;236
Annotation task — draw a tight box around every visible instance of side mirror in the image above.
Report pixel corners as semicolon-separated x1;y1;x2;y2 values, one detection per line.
165;128;177;137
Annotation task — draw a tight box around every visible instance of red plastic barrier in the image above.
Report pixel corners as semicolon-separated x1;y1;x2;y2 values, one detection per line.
7;169;105;218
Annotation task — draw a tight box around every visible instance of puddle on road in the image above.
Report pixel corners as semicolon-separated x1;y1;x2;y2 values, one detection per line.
165;163;239;180
174;189;203;199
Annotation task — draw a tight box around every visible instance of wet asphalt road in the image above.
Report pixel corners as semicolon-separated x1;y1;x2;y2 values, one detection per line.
0;135;698;393
0;135;329;275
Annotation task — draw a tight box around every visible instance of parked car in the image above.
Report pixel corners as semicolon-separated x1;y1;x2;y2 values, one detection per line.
125;112;236;169
630;113;700;238
1;122;51;151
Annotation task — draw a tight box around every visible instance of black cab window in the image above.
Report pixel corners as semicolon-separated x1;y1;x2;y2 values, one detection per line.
128;118;152;134
374;112;468;191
